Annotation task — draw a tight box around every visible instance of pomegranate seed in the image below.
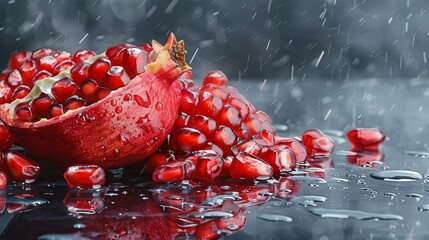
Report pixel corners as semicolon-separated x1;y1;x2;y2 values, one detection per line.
38;55;58;73
18;60;37;86
32;70;52;84
201;142;223;156
347;128;385;151
254;111;272;123
53;60;74;74
145;152;174;174
232;140;263;156
0;122;14;151
72;49;96;63
7;70;23;87
8;51;30;69
152;159;196;182
211;126;237;155
258;129;276;146
201;84;229;100
220;156;233;176
202;70;228;86
31;94;54;118
180;88;198;114
228;98;250;120
0;172;7;189
192;152;224;181
14;103;32;121
302;129;335;157
230;152;273;179
51;77;78;103
217;104;241;127
171;127;207;152
63;165;106;188
32;48;55;59
122;47;148;78
171;112;189;132
243;116;262;135
70;62;90;85
54;51;71;63
79;78;98;103
4;152;40;181
140;43;153;53
11;85;30;101
106;43;135;65
64;95;85;111
95;87;111;100
234;123;251;140
48;103;64;118
260;145;296;173
103;66;130;90
187;115;217;137
347;148;384;167
0;69;10;82
275;137;307;163
196;92;223;119
88;58;111;84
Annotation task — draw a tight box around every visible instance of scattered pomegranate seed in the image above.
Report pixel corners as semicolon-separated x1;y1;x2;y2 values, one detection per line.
48;103;64;118
4;152;40;181
72;49;96;63
275;137;307;163
7;70;23;87
30;94;54;118
260;145;296;173
14;103;33;121
51;77;78;103
18;60;37;86
152;159;196;182
122;47;148;78
88;58;111;84
11;85;30;101
0;172;7;189
64;95;85;111
202;70;229;86
103;66;130;90
70;62;90;85
63;165;106;188
347;128;385;151
8;51;30;69
302;129;335;157
229;152;273;179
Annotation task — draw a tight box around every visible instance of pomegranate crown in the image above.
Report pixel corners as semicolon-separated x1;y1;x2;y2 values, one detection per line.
152;33;191;72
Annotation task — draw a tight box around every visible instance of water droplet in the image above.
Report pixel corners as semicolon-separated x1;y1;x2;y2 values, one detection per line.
257;214;293;222
73;223;86;229
384;192;396;199
110;99;117;106
166;195;185;201
370;170;422;182
308;208;403;221
155;102;163;111
417;204;429;212
106;112;115;118
181;211;233;219
335;150;358;156
288;176;327;183
328;177;350;183
124;94;133;101
120;132;129;144
115;106;122;114
406;193;423;198
291;195;327;206
134;92;151;108
403;150;429;158
76;113;87;125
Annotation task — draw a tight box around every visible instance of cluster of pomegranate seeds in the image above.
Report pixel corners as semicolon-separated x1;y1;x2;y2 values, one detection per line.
63;165;106;189
10;43;158;122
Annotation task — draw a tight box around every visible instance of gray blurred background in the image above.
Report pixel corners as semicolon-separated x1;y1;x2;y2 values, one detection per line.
0;0;428;81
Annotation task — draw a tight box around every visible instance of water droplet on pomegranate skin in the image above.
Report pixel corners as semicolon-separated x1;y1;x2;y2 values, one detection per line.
155;102;163;111
4;152;40;181
123;93;133;101
115;106;123;114
110;99;117;106
152;159;196;182
229;152;273;179
134;92;151;108
63;165;106;188
347;128;385;151
302;129;335;157
75;113;87;125
119;132;130;144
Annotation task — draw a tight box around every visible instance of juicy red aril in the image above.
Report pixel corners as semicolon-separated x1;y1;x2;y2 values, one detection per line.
38;55;58;73
103;66;130;90
211;126;237;155
88;58;111;84
0;122;14;151
53;60;74;74
234;123;251;140
180;88;198;114
32;48;55;59
54;51;71;63
9;51;30;69
217;104;241;127
18;60;37;86
0;172;6;189
72;49;96;63
95;87;111;100
191;151;224;181
244;116;262;135
260;145;296;173
51;77;78;103
202;70;228;86
122;47;148;78
172;112;189;132
79;79;98;103
64;96;85;111
230;152;273;179
11;85;30;101
233;140;263;156
171;127;207;152
70;62;90;85
302;129;335;157
197;92;223;119
32;70;52;84
4;152;40;181
152;159;196;182
31;94;54;118
7;70;23;87
275;137;307;163
63;165;106;188
145;152;174;174
347;128;385;151
187;115;217;137
105;43;135;65
48;103;64;118
14;103;32;121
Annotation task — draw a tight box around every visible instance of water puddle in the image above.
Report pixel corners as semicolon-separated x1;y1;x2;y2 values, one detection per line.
308;208;403;221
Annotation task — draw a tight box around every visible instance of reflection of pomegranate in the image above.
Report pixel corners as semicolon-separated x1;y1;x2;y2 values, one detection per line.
0;34;190;169
347;147;384;167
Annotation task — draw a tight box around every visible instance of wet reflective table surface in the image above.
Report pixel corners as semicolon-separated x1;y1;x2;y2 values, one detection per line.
2;78;429;240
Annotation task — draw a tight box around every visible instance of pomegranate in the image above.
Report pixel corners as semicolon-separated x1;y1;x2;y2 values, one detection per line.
0;34;190;169
347;128;385;151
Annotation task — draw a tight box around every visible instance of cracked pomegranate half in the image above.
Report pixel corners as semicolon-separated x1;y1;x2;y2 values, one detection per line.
0;33;190;169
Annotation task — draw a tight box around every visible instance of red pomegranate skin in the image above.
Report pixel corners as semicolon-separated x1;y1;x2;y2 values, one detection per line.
0;36;187;169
